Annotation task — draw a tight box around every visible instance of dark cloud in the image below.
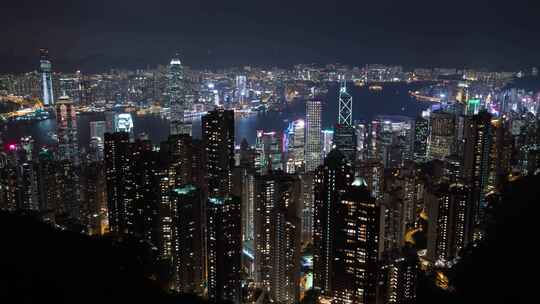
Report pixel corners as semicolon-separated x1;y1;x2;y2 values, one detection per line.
1;0;539;72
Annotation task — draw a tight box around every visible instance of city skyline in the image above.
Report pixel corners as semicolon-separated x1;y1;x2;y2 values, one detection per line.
1;4;539;303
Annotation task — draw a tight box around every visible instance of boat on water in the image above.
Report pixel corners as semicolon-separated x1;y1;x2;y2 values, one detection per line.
368;84;383;91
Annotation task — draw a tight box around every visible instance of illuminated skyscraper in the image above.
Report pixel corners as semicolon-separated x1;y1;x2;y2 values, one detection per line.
331;182;380;304
427;111;455;160
202;108;235;198
305;100;322;172
314;150;380;304
55;95;79;165
426;183;472;264
168;53;191;135
254;172;302;304
321;129;334;157
40;48;54;106
170;185;205;294
104;132;132;234
356;123;368;161
381;249;418;304
300;172;315;244
235;75;247;105
313;150;354;295
167;134;202;189
285;119;305;173
114;114;134;135
334;78;356;162
413;116;429;161
255;130;283;173
206;196;242;303
338;78;352;126
463;111;493;236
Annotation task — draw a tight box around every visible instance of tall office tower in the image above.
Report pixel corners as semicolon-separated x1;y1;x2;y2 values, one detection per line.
313;150;354;296
300;172;315;245
235;75;247;105
202;108;235;198
169;185;205;294
254;172;302;303
356;123;368;161
104;132;132;234
338;78;352;126
413;116;429;161
56;95;80;165
380;248;418;304
333;78;357;163
378;117;415;163
463;111;493;236
206;196;242;303
39;48;54;106
168;54;192;135
305;100;322;172
285;119;305;173
425;183;472;264
255;130;283;173
321;129;334;158
90;121;107;141
427;111;455;160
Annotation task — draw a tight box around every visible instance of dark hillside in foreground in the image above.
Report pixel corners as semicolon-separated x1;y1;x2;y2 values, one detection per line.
0;211;205;304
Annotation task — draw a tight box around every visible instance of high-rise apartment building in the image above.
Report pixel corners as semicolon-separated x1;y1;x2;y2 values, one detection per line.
427;111;455;160
206;196;242;303
313;149;354;295
254;171;302;304
425;183;472;264
202;108;235;198
314;150;381;304
170;185;205;294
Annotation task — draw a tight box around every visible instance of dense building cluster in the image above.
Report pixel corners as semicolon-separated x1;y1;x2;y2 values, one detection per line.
1;51;540;304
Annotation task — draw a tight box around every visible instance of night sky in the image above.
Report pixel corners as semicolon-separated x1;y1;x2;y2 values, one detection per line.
1;0;539;73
